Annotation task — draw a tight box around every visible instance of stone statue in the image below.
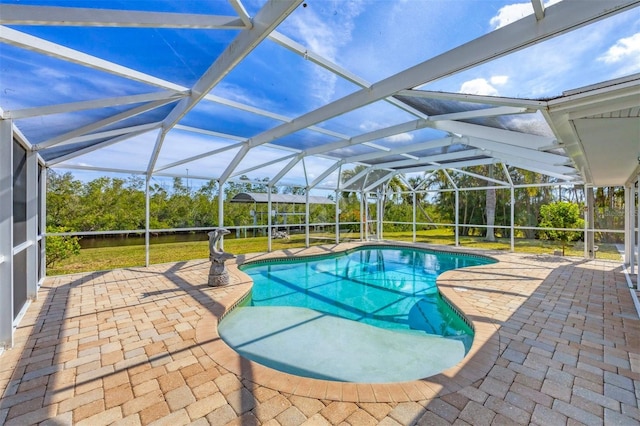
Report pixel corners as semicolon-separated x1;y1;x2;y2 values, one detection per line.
207;228;235;286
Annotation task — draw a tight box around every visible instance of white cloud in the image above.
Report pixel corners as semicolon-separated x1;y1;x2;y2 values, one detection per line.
459;78;500;96
358;119;383;133
490;3;531;30
598;32;640;67
490;0;562;30
384;133;414;143
282;1;365;105
213;82;267;109
490;75;509;85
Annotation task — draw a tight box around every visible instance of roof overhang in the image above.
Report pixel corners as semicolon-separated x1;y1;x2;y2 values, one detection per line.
546;73;640;187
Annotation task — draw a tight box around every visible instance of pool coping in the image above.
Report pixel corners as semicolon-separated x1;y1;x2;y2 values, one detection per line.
194;241;501;403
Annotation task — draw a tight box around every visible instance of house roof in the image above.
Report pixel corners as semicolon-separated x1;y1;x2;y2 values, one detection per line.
230;192;334;205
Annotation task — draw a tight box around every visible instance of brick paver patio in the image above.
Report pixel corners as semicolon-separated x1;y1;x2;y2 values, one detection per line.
1;242;638;425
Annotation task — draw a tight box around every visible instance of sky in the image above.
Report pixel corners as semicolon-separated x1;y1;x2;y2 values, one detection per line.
1;0;639;192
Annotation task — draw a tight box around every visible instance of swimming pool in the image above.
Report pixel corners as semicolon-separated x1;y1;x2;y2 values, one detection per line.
219;245;495;382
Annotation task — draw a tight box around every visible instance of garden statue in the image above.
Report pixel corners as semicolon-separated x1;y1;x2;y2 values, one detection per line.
207;228;235;286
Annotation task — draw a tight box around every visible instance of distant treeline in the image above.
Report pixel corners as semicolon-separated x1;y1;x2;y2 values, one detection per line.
47;167;625;241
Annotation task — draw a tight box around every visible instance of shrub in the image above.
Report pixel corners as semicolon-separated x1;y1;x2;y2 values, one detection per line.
46;226;81;267
538;201;584;255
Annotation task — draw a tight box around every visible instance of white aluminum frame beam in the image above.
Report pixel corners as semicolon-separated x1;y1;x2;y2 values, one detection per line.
231;153;298;179
427;106;529;121
362;171;398;194
48;129;153;166
305;119;432;157
269;155;303;186
402;158;497;174
397;89;548;109
532;0;545;20
363;171;396;193
345;137;455;164
163;0;301;124
269;31;371;89
463;136;570;166
154;143;244;173
4;91;186;120
50;122;161;148
228;0;253;28
35;99;177;150
449;167;511;186
269;31;427;119
500;158;579;181
370;149;484;170
309;160;343;189
342;168;371;190
491;156;576;179
56;164;146;175
0;5;247;29
161;125;305;172
431;120;556;150
173;124;246;142
148;0;302;175
0;26;186;91
204;94;353;141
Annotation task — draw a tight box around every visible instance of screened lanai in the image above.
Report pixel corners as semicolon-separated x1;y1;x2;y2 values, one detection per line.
1;0;639;352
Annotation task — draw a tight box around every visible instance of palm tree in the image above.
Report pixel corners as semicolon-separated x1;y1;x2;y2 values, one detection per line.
407;175;435;224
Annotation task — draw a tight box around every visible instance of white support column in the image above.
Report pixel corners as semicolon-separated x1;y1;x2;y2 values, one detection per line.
624;185;634;272
502;164;515;252
361;191;369;241
376;191;379;240
0;119;14;350
584;193;589;259
359;192;364;241
455;189;460;247
412;191;417;243
267;190;272;252
510;186;515;252
26;150;38;300
586;186;595;258
38;163;46;285
335;189;340;244
305;189;310;248
631;179;640;289
632;186;636;275
378;189;383;240
218;181;225;251
145;176;150;267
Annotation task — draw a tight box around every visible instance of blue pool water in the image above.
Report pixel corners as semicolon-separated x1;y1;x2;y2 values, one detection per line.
219;246;495;382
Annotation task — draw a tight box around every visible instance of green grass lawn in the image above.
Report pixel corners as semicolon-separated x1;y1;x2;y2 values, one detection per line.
47;229;622;275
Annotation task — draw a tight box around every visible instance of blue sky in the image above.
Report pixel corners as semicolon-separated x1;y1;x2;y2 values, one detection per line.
1;0;639;191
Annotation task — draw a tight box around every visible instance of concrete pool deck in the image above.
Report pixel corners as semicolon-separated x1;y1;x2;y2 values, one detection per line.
0;241;639;425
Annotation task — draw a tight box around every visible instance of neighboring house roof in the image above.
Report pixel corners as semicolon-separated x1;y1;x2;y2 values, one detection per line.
230;192;334;205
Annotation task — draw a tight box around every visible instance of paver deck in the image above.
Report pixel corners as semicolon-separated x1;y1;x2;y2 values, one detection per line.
1;241;638;425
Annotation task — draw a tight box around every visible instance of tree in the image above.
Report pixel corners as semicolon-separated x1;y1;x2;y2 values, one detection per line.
281;185;305;195
538;201;584;255
47;170;83;229
193;180;218;226
340;165;368;197
45;226;81;267
511;169;554;239
339;166;367;230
